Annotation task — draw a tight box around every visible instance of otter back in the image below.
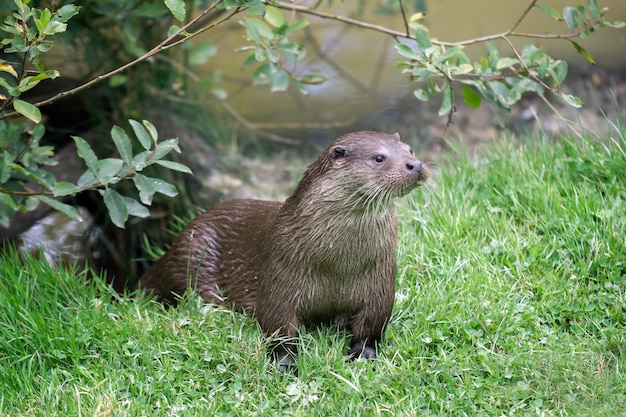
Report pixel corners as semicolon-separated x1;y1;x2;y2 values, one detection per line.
140;199;281;310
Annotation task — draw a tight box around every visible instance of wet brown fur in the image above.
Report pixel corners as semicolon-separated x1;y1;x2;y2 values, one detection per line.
140;131;429;369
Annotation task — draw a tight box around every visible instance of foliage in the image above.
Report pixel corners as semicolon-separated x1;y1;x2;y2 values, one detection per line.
395;0;625;117
0;0;191;228
59;120;191;228
0;1;79;123
1;129;624;415
237;5;327;94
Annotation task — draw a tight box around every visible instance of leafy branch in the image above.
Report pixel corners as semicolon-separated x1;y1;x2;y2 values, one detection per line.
0;118;191;228
275;0;624;125
0;0;236;120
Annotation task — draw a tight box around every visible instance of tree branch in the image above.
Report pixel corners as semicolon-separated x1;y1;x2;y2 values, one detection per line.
275;0;593;47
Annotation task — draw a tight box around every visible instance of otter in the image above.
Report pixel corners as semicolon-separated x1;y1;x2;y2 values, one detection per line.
140;131;429;371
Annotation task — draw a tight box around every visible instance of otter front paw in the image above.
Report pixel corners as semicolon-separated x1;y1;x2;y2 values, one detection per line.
348;341;377;360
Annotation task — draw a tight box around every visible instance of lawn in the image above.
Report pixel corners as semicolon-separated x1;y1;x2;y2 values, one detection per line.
1;131;624;416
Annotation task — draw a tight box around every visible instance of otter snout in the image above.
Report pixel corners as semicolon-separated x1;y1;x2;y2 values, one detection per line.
404;159;429;184
405;159;425;174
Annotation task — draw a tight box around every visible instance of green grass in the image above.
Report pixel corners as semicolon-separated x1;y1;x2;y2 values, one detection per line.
1;131;625;416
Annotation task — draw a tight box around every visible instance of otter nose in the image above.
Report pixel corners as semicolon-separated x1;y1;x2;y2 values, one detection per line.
405;159;424;173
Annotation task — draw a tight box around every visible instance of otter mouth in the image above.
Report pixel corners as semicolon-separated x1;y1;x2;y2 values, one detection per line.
343;176;425;212
400;164;429;191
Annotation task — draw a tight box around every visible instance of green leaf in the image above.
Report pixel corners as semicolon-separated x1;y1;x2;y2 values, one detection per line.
143;120;159;143
559;93;584;108
242;18;274;43
53;182;81;197
277;43;305;61
569;40;596;65
133;174;156;205
0;152;13;183
13;99;41;124
496;57;520;70
188;42;217;66
131;151;150;172
37;195;82;222
293;81;309;96
488;81;511;105
536;5;561;21
486;43;500;70
72;136;99;174
462;85;481;109
550;60;569;85
414;24;432;51
211;88;228;100
152;138;181;161
0;63;18;78
154;160;192;174
298;73;328;85
240;53;260;70
109;74;127;87
438;45;462;64
164;0;186;22
454;64;473;75
36;8;51;35
270;70;289;92
395;43;424;60
587;0;600;19
122;196;150;218
111;126;133;164
562;7;580;29
264;5;285;28
438;84;453;117
76;171;96;189
152;178;178;197
0;193;18;210
129;119;152;150
7;163;56;189
283;19;309;37
132;4;168;18
252;63;272;86
167;25;181;37
102;188;128;228
97;158;124;183
54;4;80;23
413;88;429;101
604;20;625;29
245;0;265;16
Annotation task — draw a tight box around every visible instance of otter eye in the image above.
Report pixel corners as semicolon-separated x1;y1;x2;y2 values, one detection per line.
374;155;385;163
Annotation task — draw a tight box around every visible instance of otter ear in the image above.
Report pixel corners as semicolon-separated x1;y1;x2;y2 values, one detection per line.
329;145;351;160
392;132;400;140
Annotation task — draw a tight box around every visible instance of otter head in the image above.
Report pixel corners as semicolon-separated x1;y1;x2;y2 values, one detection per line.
289;131;428;213
324;132;428;207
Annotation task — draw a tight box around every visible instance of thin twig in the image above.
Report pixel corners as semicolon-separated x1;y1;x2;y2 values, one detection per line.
275;2;407;38
398;0;410;38
511;0;538;32
275;1;590;47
